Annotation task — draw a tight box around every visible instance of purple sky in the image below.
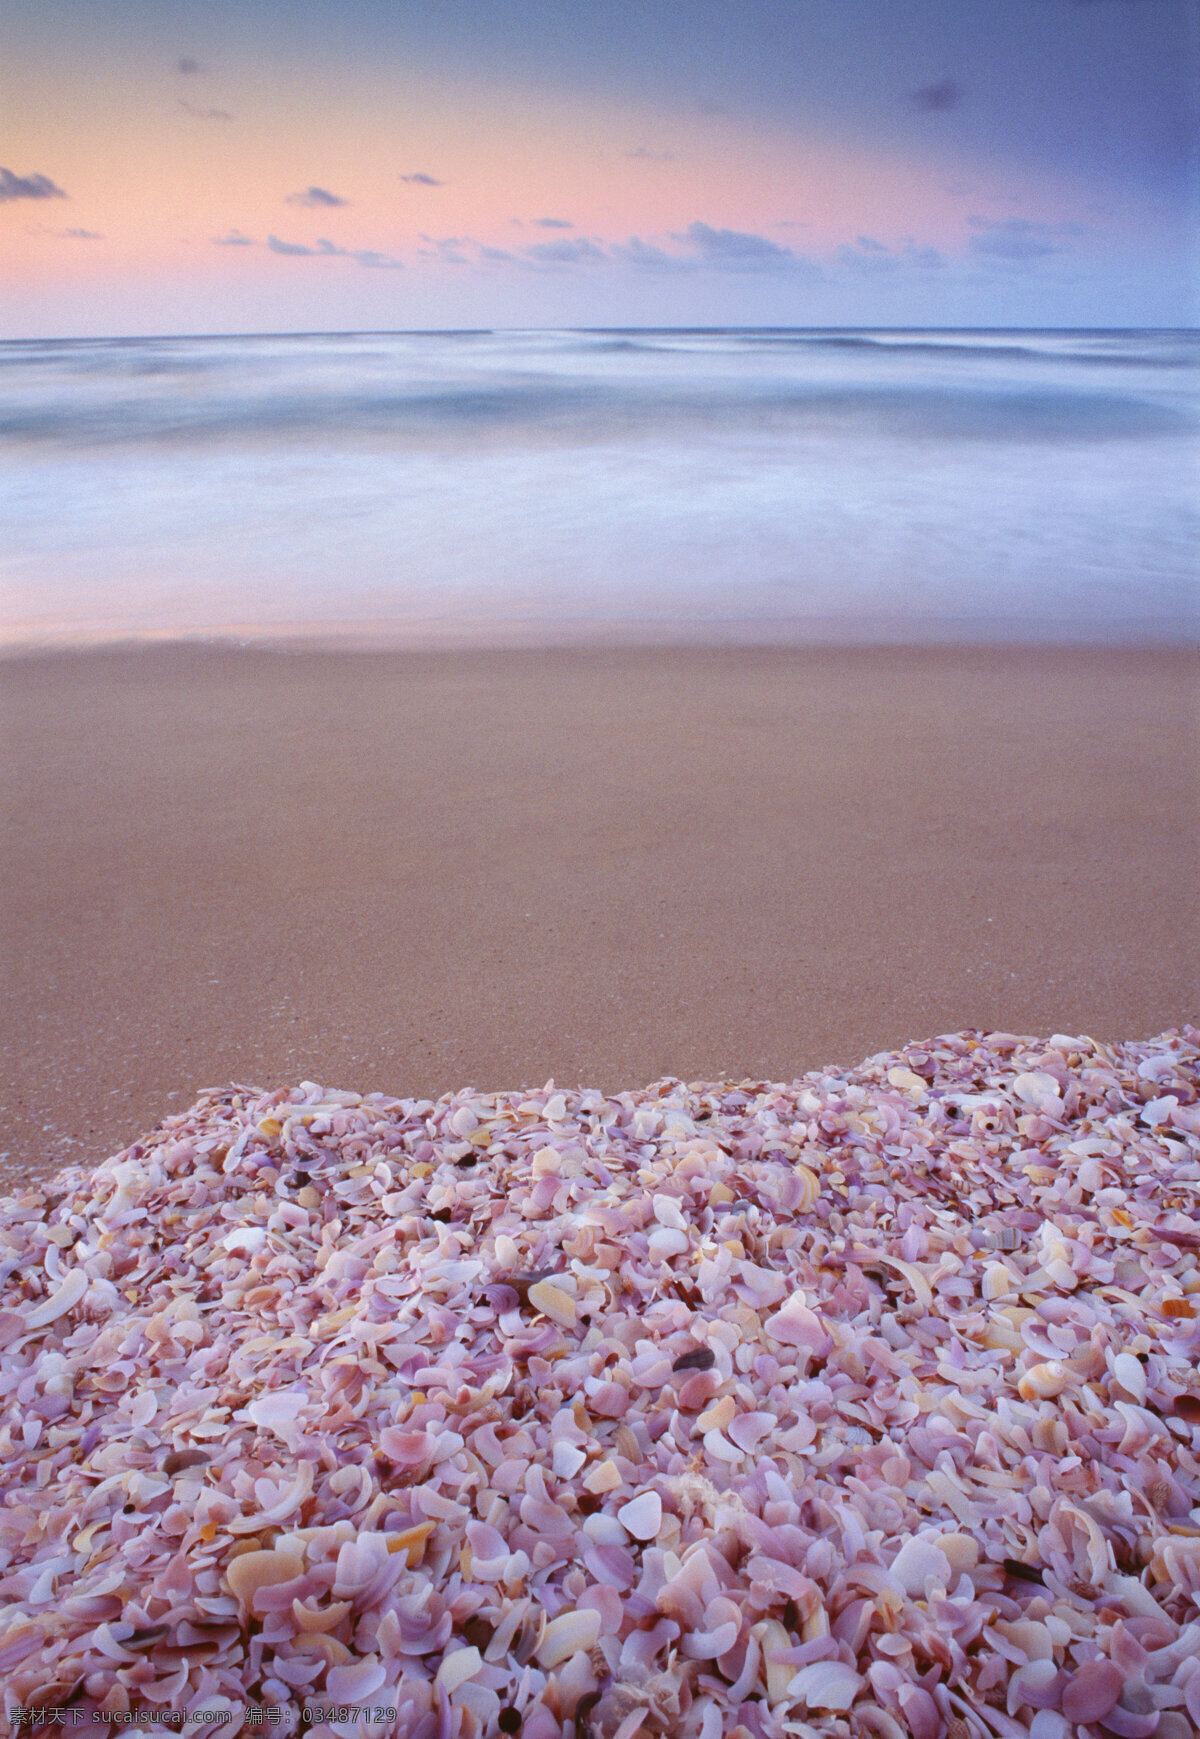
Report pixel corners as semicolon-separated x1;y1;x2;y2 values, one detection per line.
2;0;1196;334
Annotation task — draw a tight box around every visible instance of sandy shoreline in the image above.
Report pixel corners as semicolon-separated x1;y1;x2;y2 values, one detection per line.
1;641;1196;1191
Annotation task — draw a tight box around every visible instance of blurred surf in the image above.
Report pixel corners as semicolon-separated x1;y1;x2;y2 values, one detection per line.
1;327;1195;647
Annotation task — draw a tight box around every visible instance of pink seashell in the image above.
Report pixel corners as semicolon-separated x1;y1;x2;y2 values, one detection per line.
617;1491;663;1541
681;1620;739;1658
787;1660;861;1712
588;1380;630;1418
326;1656;387;1703
889;1536;951;1596
895;1684;941;1739
1061;1659;1124;1723
378;1425;435;1466
763;1294;831;1356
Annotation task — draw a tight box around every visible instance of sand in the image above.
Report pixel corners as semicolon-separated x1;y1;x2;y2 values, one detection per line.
1;642;1196;1191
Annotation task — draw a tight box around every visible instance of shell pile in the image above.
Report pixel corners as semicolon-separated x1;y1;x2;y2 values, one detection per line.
1;1029;1199;1739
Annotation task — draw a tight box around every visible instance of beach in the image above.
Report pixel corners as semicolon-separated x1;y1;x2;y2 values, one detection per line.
1;640;1196;1191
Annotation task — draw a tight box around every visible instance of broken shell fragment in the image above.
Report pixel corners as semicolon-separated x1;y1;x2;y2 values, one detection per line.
1018;1360;1069;1401
1;1027;1197;1732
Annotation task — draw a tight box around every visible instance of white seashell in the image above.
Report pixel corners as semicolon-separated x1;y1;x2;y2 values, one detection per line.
890;1536;952;1596
1111;1352;1147;1405
1018;1361;1068;1401
617;1491;663;1540
220;1227;266;1254
552;1440;587;1479
25;1267;88;1329
703;1429;743;1464
727;1411;775;1452
245;1390;307;1443
584;1513;629;1546
648;1227;689;1261
787;1660;861;1711
652;1195;687;1230
537;1608;601;1668
983;1262;1014;1300
1013;1072;1065;1113
435;1645;482;1694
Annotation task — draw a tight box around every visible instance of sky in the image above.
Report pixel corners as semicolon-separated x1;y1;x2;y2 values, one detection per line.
1;0;1196;336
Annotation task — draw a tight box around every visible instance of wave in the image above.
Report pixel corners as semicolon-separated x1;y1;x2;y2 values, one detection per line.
0;380;1191;450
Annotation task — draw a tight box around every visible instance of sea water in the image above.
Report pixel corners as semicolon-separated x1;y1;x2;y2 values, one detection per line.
0;327;1195;648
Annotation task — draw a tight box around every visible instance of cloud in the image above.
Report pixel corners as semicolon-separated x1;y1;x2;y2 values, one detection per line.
626;145;674;162
62;227;101;240
678;220;808;274
177;56;202;76
903;242;946;269
268;234;401;267
967;215;1077;261
533;217;573;229
0;167;67;202
401;172;444;186
287;186;349;208
524;236;605;265
837;238;900;275
213;229;254;246
480;245;519;264
610;236;695;274
418;234;471;264
910;78;962;111
180;99;232;121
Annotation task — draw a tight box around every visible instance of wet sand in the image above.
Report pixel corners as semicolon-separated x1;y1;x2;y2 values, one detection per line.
1;642;1196;1190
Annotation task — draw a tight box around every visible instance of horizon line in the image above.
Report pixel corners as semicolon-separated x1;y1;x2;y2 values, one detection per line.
2;323;1196;346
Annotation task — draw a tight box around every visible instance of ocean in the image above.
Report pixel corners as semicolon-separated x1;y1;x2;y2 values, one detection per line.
1;327;1196;649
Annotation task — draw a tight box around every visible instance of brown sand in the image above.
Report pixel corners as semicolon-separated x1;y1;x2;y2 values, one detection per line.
1;643;1196;1191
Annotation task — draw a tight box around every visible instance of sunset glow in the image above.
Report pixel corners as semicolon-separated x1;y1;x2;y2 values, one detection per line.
2;0;1194;335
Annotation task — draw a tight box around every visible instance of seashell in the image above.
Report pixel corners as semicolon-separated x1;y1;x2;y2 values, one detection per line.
226;1541;307;1610
163;1448;209;1476
537;1609;601;1668
436;1644;483;1693
890;1536;952;1596
5;1028;1200;1735
327;1656;387;1702
787;1660;861;1712
220;1227;267;1254
794;1163;819;1212
1061;1659;1124;1723
696;1394;735;1433
24;1267;88;1329
763;1293;831;1354
583;1460;623;1495
617;1491;663;1540
982;1262;1014;1300
727;1411;775;1452
527;1278;577;1327
552;1440;587;1478
671;1346;715;1373
1111;1351;1147;1404
1018;1361;1068;1401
